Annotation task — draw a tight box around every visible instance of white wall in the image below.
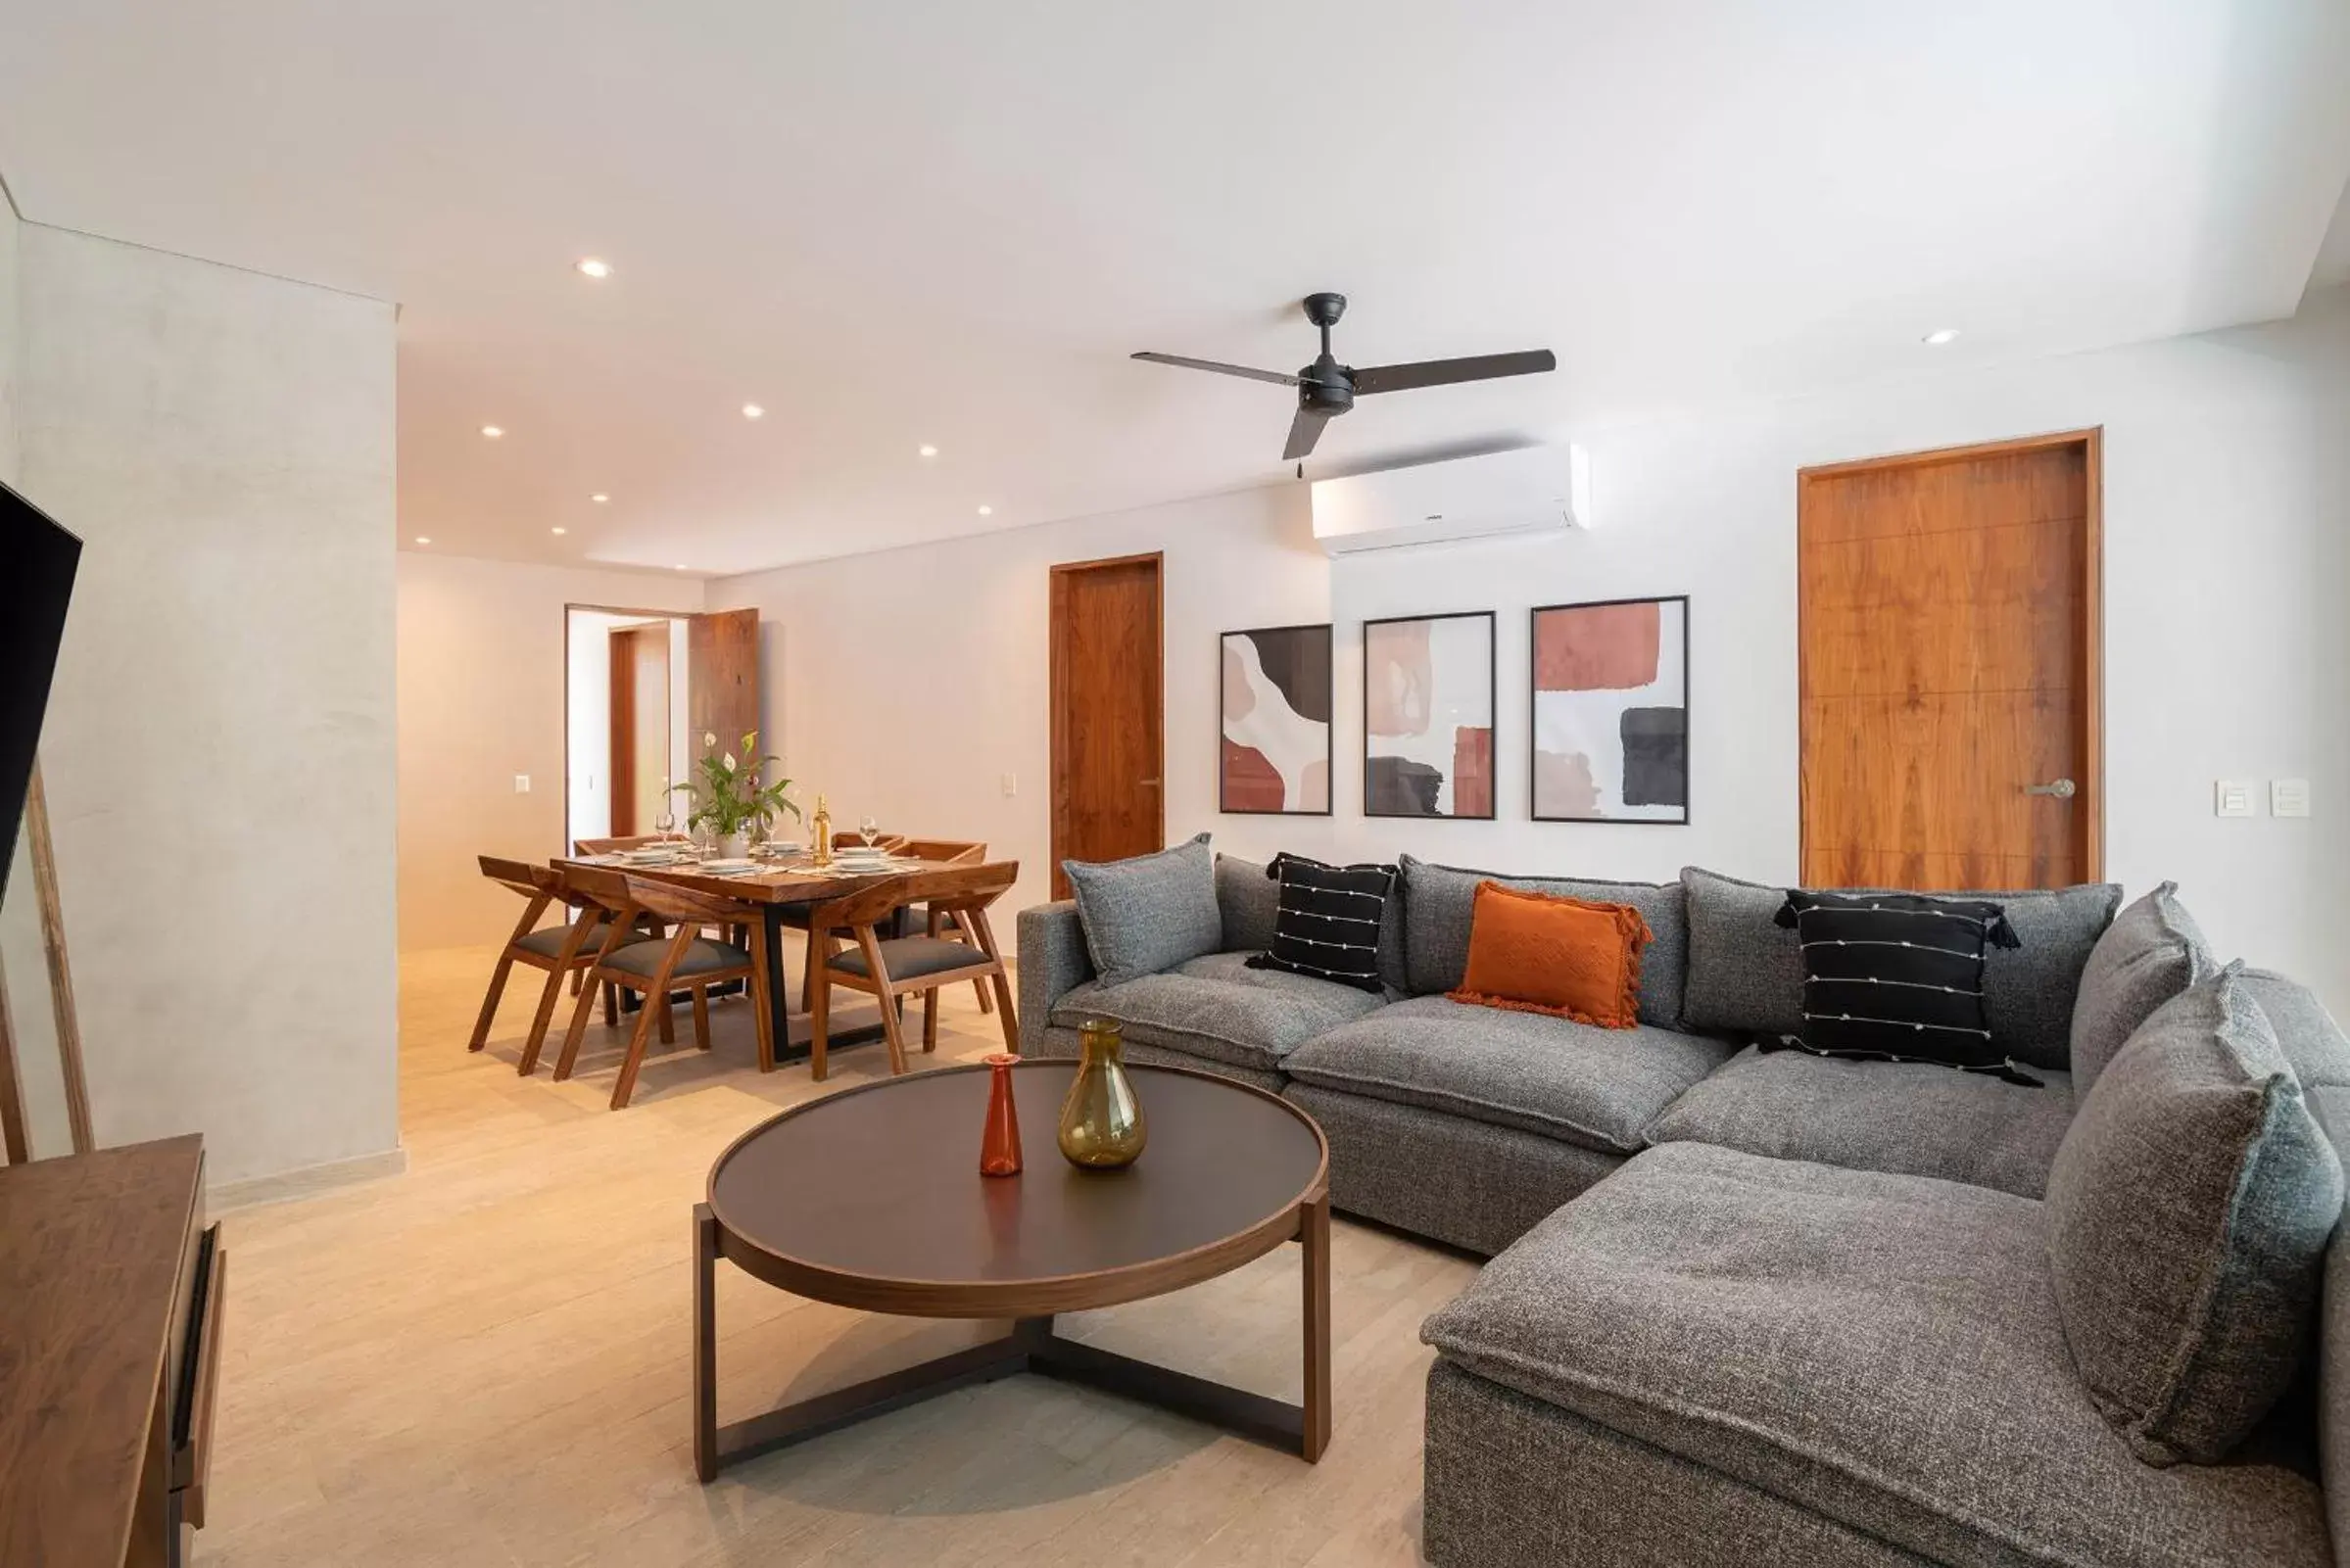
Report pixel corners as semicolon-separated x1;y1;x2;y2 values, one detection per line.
0;180;18;481
397;554;701;951
713;293;2350;1010
18;222;401;1187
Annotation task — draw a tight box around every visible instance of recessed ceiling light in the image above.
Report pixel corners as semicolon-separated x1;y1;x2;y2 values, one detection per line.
551;526;567;536
674;563;689;571
414;536;431;546
742;404;765;420
575;258;612;279
480;424;504;439
590;493;609;503
1922;328;1961;346
918;444;939;458
977;504;993;516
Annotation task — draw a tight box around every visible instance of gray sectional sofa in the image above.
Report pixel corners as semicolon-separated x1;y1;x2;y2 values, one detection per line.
1017;850;2350;1568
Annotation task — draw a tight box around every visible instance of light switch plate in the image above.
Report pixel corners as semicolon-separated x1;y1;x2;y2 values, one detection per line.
2273;778;2312;818
1001;772;1018;797
2215;781;2256;818
513;774;532;794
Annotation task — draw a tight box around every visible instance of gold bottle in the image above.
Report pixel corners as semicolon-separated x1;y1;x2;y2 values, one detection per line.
809;794;832;866
1057;1020;1146;1169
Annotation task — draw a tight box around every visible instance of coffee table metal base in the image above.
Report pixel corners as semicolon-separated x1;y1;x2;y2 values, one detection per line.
692;1198;1332;1481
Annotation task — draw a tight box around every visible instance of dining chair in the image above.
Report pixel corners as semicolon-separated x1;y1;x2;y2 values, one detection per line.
468;856;625;1069
890;839;995;1015
553;867;776;1110
805;860;1020;1080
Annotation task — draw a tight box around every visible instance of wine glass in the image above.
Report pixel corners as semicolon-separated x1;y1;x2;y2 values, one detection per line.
858;815;881;854
654;787;679;846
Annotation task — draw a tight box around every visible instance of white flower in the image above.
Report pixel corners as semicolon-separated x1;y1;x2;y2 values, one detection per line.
703;731;717;747
723;752;737;770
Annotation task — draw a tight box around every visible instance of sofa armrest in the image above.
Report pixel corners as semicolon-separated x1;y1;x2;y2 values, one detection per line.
1016;900;1095;1051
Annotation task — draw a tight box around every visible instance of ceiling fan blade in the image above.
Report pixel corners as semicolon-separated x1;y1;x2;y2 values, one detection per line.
1131;352;1301;388
1282;405;1331;462
1351;350;1557;396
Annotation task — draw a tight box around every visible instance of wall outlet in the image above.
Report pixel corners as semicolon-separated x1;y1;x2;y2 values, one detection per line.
2273;779;2312;818
1001;772;1018;797
513;774;531;794
2215;780;2256;818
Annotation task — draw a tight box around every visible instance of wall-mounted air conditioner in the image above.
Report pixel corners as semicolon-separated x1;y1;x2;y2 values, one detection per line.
1310;444;1591;556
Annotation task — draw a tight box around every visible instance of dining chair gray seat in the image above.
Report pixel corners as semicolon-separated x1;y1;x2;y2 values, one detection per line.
603;936;752;979
515;918;610;958
828;935;991;982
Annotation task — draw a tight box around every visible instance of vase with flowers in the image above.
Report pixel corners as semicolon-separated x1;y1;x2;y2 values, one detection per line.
670;729;802;860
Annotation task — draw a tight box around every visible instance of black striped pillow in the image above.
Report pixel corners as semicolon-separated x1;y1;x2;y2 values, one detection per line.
1770;890;2038;1083
1246;854;1396;993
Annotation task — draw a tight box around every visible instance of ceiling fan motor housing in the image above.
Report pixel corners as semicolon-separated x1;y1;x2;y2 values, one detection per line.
1300;363;1356;412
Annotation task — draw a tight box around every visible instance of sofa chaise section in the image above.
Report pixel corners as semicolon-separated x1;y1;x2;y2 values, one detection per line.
1420;1141;2329;1568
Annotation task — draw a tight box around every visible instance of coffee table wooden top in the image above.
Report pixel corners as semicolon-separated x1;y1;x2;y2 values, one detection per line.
706;1062;1327;1318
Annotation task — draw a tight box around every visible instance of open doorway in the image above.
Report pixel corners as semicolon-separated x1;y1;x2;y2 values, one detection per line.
564;605;764;852
567;608;690;846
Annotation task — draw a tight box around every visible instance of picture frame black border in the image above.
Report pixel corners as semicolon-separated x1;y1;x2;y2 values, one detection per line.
1361;608;1500;821
1218;622;1336;817
1527;594;1692;826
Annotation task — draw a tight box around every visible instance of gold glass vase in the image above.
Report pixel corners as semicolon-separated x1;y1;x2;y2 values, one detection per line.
1057;1020;1146;1169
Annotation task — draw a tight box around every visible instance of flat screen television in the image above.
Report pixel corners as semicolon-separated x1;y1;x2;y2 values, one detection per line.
0;477;81;900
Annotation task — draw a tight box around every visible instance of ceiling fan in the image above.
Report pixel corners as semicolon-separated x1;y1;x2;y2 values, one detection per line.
1132;292;1557;462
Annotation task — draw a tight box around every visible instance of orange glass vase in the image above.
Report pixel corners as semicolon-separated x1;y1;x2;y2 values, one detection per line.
980;1053;1023;1176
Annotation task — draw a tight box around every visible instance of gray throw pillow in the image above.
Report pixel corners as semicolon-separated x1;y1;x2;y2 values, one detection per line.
1214;854;1279;953
1679;866;2119;1070
2069;881;2213;1105
1398;854;1686;1027
2043;963;2344;1465
1063;833;1223;986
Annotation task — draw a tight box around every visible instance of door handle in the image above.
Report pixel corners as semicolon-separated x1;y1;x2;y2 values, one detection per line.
2024;779;2078;799
1137;779;1161;787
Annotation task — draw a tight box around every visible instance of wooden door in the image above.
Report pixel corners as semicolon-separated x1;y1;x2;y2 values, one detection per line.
1798;431;2101;889
1049;553;1164;898
607;626;670;835
688;609;760;758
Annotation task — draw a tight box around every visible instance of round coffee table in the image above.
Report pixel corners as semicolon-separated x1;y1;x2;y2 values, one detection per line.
693;1060;1331;1481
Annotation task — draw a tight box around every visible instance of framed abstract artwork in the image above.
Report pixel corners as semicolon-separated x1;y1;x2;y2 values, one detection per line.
1363;610;1496;819
1220;623;1333;814
1530;594;1690;823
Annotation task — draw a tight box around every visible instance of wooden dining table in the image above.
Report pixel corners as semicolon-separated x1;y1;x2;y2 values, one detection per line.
550;848;948;1066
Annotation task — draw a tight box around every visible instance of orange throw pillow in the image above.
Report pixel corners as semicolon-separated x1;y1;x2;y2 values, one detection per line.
1448;880;1652;1029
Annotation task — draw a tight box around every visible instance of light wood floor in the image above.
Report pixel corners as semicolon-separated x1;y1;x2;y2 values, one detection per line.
195;942;1476;1566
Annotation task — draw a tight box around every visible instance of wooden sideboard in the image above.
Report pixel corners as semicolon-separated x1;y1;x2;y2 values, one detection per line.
0;1134;225;1567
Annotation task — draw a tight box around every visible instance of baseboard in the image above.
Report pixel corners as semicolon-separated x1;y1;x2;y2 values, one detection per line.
210;1144;408;1213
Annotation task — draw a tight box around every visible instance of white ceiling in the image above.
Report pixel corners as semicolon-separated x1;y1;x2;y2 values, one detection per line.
3;1;2347;577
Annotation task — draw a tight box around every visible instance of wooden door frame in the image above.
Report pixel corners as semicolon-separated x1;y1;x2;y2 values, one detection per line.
1795;427;2103;881
1048;551;1165;900
562;602;685;853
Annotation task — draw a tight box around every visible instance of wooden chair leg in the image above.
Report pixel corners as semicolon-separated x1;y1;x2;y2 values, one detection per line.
923;986;938;1053
944;913;993;1014
516;964;570;1076
467;951;518;1052
601;981;618;1026
854;926;911;1075
692;985;712;1051
748;921;777;1074
554;968;606;1080
656;991;676;1045
989;972;1019;1053
613;931;695;1110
